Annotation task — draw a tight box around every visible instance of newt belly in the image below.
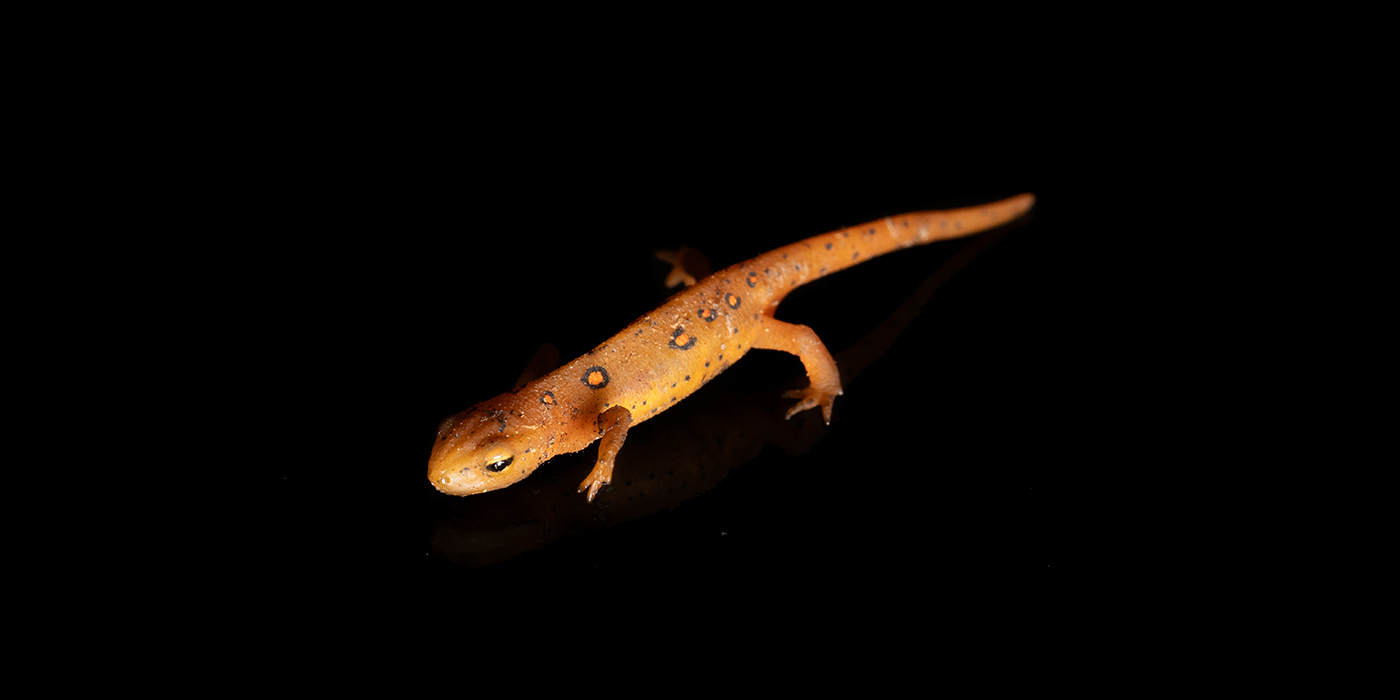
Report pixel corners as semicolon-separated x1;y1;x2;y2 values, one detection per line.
428;193;1035;501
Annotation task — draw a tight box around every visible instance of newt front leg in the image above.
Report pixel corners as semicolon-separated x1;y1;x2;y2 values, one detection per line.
578;405;633;502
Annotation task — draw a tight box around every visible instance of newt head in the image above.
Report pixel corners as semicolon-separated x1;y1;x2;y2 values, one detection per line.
428;400;548;496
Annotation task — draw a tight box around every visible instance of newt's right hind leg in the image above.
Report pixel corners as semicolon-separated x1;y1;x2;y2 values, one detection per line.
749;318;843;424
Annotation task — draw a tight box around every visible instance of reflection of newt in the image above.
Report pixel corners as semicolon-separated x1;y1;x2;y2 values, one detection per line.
428;194;1035;502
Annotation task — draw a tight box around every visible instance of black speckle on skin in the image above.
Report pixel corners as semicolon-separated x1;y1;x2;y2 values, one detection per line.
825;242;832;250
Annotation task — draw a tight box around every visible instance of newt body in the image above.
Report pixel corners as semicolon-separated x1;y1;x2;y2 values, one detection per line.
429;194;1035;501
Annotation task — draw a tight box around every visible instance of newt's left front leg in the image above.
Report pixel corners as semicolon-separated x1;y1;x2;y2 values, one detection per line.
750;318;843;424
578;405;633;502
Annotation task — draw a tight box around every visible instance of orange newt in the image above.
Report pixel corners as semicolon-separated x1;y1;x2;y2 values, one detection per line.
428;193;1036;501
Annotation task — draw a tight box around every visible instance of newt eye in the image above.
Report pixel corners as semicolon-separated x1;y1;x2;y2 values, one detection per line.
485;456;513;473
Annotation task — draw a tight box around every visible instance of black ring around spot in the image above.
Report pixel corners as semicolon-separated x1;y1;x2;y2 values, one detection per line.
540;390;556;405
726;293;741;309
581;366;610;389
669;327;697;350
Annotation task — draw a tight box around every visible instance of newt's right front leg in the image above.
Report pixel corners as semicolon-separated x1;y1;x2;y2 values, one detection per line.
578;405;633;502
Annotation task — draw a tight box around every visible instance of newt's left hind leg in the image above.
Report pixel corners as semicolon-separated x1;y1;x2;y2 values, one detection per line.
749;318;843;424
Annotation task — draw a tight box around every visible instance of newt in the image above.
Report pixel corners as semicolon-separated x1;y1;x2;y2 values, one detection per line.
428;193;1035;501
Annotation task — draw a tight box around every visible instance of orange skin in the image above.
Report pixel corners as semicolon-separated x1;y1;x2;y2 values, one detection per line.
428;194;1035;501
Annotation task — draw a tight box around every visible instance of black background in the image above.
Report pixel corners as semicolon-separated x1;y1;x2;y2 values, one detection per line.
244;89;1136;621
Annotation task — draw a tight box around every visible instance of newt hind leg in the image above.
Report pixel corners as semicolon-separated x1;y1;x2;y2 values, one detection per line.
749;318;843;424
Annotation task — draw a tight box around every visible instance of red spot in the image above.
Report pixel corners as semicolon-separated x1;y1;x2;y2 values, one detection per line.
669;327;697;350
581;366;610;389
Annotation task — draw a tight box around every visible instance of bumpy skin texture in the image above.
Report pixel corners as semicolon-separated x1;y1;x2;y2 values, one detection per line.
428;194;1035;501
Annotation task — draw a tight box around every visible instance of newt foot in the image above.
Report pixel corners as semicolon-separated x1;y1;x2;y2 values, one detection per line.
577;463;612;502
781;385;842;424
